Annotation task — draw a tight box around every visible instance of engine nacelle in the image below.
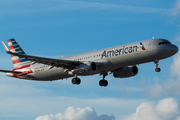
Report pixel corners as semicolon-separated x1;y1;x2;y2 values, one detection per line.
113;66;138;78
70;62;98;75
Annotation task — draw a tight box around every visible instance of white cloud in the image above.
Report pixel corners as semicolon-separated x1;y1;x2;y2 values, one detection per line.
148;84;163;97
35;106;115;120
0;84;45;96
171;0;180;16
121;98;180;120
176;116;180;120
0;0;169;16
171;49;180;78
144;50;180;98
0;95;144;118
0;81;145;118
147;78;180;97
60;1;168;13
173;32;180;42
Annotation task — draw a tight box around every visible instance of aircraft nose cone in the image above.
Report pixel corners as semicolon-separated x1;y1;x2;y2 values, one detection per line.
171;45;178;54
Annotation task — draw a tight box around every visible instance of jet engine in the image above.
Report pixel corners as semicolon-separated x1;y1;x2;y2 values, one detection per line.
113;66;138;78
69;62;98;75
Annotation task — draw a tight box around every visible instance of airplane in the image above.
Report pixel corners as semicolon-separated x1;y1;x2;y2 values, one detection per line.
0;38;178;87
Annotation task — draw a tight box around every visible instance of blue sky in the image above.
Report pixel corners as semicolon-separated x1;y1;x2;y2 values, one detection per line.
1;0;180;120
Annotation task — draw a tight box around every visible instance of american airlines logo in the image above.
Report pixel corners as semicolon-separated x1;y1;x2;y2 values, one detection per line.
140;42;146;50
101;45;138;58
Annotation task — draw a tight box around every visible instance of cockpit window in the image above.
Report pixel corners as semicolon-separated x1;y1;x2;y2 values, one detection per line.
158;41;171;45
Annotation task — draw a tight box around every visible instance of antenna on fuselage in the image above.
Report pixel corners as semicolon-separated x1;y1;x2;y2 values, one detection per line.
152;37;154;39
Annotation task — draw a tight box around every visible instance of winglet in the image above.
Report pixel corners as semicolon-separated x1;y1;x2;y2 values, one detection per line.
1;41;10;53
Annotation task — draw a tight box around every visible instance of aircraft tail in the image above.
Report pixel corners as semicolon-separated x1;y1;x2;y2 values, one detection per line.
7;38;31;68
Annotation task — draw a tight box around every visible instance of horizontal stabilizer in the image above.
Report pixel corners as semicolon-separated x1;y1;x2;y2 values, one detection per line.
0;69;22;74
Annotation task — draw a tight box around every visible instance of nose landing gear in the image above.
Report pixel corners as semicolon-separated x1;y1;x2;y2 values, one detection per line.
154;60;161;72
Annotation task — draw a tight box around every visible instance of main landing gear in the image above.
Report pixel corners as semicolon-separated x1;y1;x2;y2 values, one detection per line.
71;73;109;87
154;60;161;72
99;73;108;87
72;77;81;85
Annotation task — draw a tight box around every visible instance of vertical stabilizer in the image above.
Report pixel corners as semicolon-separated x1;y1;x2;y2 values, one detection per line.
7;38;31;68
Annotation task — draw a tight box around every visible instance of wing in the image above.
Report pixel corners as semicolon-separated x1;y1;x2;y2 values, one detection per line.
1;41;81;69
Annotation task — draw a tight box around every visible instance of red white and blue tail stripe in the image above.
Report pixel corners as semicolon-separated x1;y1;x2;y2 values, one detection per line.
7;39;31;69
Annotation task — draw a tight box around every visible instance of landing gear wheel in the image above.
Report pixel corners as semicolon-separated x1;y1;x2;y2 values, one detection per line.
155;68;161;72
99;80;108;87
104;80;108;87
72;78;77;84
76;78;81;85
72;78;81;85
99;80;104;86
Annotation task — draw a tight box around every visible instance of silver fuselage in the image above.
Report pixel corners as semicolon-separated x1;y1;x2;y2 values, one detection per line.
8;38;178;81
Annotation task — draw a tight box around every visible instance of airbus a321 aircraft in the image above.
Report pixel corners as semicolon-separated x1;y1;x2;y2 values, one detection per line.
0;38;178;87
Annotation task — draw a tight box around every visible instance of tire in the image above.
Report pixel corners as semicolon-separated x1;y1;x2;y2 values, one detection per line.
99;80;104;86
104;80;108;87
76;78;81;85
99;80;108;87
155;68;161;72
72;78;77;84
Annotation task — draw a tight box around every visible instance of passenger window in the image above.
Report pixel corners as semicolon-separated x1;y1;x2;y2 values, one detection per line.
158;42;161;45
